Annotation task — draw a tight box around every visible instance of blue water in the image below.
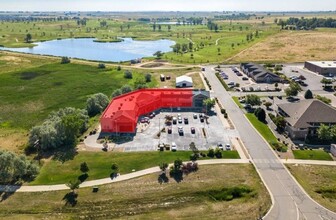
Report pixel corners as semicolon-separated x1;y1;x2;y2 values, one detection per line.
0;38;175;62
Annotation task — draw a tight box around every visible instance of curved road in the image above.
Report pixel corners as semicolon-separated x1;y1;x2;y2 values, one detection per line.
203;66;336;220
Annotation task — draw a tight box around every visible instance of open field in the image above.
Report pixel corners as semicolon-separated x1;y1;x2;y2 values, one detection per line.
292;150;333;161
0;19;278;64
287;164;336;212
245;113;278;143
0;52;205;152
230;29;336;63
30;151;240;185
0;164;271;219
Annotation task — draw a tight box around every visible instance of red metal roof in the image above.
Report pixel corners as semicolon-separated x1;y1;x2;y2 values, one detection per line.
101;88;194;133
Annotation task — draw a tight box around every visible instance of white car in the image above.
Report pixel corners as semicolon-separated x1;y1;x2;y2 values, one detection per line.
171;142;177;151
225;144;231;151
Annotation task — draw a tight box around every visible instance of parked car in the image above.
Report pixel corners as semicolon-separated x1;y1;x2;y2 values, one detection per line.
193;113;198;119
171;142;177;152
277;96;283;100
172;117;177;124
202;67;205;71
167;127;172;134
239;99;246;103
140;118;146;123
178;127;184;135
191;127;196;134
217;142;223;150
149;112;155;118
242;77;249;81
225;144;231;151
184;117;189;124
178;117;183;124
228;81;235;86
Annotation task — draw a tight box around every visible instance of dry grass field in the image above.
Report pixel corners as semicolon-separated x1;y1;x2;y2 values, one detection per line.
229;30;336;63
287;164;336;212
0;164;271;220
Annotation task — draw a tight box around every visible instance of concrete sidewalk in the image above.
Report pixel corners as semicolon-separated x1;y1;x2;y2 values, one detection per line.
0;159;250;193
282;159;336;166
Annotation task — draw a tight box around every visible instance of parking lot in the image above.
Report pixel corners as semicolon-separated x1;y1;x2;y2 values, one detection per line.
281;65;327;92
219;66;286;92
116;110;239;152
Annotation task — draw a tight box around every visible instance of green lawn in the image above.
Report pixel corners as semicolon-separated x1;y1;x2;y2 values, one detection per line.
292;150;333;161
245;113;278;143
232;96;243;108
30;150;240;185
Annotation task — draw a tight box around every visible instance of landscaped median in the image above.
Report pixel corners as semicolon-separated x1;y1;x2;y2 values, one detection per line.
30;151;240;185
245;113;287;152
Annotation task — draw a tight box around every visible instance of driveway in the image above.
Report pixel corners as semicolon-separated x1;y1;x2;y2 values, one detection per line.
203;65;336;220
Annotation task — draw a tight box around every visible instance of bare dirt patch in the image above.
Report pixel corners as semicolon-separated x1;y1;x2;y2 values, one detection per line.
230;31;336;63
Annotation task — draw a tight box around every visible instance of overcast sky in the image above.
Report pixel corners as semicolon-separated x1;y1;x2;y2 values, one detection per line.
0;0;335;11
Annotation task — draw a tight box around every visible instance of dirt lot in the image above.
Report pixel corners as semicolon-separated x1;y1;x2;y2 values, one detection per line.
230;30;336;63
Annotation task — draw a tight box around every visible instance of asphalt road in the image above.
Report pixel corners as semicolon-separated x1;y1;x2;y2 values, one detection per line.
203;66;336;220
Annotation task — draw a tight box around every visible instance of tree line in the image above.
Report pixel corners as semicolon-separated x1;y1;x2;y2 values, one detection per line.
278;17;336;29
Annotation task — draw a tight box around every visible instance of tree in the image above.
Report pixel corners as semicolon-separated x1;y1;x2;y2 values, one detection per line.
318;124;332;141
25;33;32;43
207;148;215;158
0;150;39;183
274;116;286;132
168;25;171;32
111;163;119;175
153;51;163;59
285;82;300;97
145;73;152;82
264;102;272;110
246;94;261;106
254;108;266;122
159;162;168;172
61;56;70;64
304;89;313;99
121;85;132;94
111;89;122;98
173;43;181;53
203;98;215;112
66;180;80;193
134;77;147;90
98;63;106;69
86;93;110;116
321;78;333;90
124;70;133;79
29;108;89;151
80;162;89;174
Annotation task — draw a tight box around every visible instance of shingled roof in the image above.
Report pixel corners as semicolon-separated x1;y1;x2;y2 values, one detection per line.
277;99;336;128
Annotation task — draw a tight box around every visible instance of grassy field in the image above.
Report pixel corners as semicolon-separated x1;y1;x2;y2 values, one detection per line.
0;164;271;219
230;29;336;63
0;52;205;152
287;164;336;212
292;150;333;161
245;113;278;143
30;150;240;185
0;19;278;64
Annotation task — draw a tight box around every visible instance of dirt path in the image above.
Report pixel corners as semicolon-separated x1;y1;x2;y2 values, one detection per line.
15;38;18;43
187;38;194;44
215;37;224;46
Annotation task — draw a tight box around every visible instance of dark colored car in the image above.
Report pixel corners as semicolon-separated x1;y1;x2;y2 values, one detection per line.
167;127;172;134
242;77;249;81
191;127;195;134
184;118;189;124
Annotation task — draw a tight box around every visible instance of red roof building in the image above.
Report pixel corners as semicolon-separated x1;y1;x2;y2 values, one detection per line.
100;88;209;134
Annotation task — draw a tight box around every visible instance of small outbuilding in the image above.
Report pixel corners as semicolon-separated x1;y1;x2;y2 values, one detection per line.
176;75;193;88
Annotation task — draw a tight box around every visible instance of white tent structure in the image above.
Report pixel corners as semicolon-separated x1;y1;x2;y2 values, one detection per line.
176;75;193;88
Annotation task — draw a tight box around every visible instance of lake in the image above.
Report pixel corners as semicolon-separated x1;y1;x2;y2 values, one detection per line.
0;38;175;62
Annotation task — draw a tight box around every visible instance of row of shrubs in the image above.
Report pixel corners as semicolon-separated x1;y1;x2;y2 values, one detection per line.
215;97;228;118
204;76;212;90
215;72;230;91
190;147;225;161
